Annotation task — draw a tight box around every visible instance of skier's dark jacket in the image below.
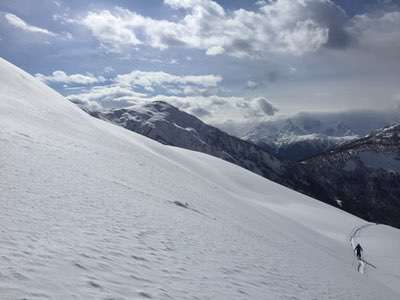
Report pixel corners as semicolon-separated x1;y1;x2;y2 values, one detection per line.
355;244;363;258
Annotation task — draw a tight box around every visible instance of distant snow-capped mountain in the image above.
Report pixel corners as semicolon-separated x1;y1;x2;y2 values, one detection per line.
89;101;284;182
320;123;400;171
244;120;358;161
221;110;400;161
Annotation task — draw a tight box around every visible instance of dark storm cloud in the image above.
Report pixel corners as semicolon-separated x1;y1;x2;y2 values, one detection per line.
257;98;278;116
190;107;212;117
267;71;279;83
306;0;354;49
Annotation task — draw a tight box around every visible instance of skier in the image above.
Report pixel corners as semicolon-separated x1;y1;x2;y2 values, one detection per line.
354;243;363;260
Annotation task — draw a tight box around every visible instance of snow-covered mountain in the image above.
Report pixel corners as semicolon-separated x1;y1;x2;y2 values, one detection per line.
2;57;400;299
225;111;400;161
297;123;400;227
85;102;400;228
322;123;400;170
89;102;283;182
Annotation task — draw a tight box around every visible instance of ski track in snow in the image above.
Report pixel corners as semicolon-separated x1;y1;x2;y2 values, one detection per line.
357;261;365;274
349;223;379;275
350;223;374;269
349;222;400;295
349;224;371;275
349;223;375;249
0;57;400;299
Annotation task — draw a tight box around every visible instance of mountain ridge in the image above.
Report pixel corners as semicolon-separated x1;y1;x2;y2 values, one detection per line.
88;101;284;182
296;123;400;227
219;110;400;161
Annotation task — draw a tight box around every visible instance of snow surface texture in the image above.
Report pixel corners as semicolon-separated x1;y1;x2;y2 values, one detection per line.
1;57;400;299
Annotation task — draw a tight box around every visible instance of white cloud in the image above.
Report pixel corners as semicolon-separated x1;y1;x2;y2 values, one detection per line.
206;46;225;56
61;65;282;122
69;98;103;111
67;83;278;123
64;69;222;110
115;70;222;95
164;0;225;13
143;95;279;123
81;9;143;52
67;85;147;109
349;11;400;57
255;0;268;7
103;66;115;74
5;13;56;36
59;68;223;110
246;80;259;89
78;0;347;57
35;71;104;85
62;32;73;40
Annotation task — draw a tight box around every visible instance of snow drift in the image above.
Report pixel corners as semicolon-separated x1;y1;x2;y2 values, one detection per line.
1;57;399;299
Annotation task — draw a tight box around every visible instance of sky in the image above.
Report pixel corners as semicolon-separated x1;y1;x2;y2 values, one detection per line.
1;0;400;126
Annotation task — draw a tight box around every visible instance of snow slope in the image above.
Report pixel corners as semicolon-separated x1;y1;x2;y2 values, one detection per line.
1;57;399;299
89;102;283;182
